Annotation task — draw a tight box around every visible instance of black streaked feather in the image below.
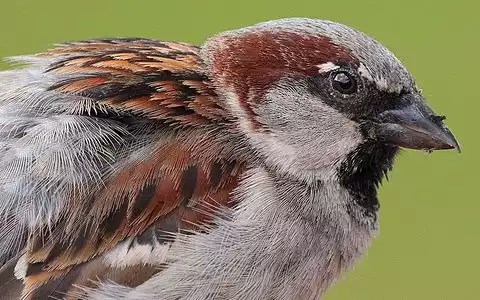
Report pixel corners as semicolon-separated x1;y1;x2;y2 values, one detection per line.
180;166;197;204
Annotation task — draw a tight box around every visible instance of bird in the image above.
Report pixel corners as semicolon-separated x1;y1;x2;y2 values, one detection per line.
0;18;459;300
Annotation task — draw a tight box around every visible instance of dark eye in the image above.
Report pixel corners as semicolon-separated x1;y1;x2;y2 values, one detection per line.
331;71;357;94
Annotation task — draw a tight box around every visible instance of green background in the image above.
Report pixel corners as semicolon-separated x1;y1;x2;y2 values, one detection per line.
0;1;477;299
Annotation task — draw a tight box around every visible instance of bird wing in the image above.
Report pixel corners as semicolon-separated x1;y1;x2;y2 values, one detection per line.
0;38;247;299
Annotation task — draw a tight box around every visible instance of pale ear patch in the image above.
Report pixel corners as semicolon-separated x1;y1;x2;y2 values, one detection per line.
317;62;340;74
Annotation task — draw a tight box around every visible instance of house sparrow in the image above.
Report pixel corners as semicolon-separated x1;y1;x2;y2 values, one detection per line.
0;18;459;300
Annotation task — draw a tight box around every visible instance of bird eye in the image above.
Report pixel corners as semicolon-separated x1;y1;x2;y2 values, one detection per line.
331;71;357;94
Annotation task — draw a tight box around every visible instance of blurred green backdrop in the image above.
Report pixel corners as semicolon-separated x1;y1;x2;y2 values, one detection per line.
0;1;477;299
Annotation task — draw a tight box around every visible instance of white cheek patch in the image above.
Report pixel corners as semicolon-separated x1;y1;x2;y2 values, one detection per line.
317;62;340;74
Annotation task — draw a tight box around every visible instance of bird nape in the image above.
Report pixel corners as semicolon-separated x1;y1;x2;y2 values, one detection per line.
0;18;458;300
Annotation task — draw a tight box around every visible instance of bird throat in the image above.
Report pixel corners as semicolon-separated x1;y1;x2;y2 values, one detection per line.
338;142;399;219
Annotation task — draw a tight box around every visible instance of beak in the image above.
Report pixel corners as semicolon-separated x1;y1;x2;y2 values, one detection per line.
374;93;460;152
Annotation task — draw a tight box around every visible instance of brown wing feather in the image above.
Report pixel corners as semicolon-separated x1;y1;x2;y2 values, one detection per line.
3;39;248;299
45;38;228;125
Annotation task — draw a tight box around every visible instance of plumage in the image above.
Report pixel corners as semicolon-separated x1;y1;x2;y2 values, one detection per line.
0;18;458;299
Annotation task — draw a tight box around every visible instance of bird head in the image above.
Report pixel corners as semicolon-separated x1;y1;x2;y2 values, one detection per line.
201;18;459;182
